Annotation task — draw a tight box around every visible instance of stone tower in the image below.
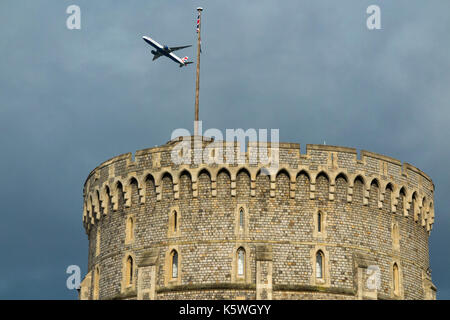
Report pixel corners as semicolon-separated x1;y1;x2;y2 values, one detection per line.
80;136;436;300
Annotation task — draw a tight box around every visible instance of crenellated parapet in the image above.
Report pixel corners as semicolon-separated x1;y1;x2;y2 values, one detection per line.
82;137;435;233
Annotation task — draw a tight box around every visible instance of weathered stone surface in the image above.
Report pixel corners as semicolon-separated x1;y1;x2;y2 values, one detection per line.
80;137;436;300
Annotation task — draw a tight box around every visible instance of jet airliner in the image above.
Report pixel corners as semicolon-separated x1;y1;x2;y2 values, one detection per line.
142;36;193;68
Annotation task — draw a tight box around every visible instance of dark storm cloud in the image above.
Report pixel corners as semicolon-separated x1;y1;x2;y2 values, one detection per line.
0;0;448;298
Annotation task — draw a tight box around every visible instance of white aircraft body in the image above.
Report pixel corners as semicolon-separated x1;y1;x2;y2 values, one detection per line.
142;36;193;68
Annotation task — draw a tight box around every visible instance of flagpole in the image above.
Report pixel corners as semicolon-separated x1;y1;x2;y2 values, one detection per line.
194;7;203;137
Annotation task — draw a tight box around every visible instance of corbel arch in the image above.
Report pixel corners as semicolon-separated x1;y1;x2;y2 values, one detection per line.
94;189;101;219
420;196;427;227
314;171;330;202
383;182;395;212
314;170;330;184
255;168;271;198
395;186;408;216
197;167;213;181
197;168;212;199
369;178;381;209
331;171;348;186
236;167;252;197
428;201;435;231
216;166;233;181
112;179;125;211
411;191;419;221
333;172;349;202
295;169;311;200
369;178;380;187
275;167;293;181
178;169;193;199
353;174;365;184
238;166;257;182
142;172;156;200
100;183;111;215
158;171;175;201
157;170;176;187
296;169;311;182
83;201;88;224
124;176;142;207
275;168;291;199
87;195;93;223
351;175;366;205
178;169;193;182
216;167;232;197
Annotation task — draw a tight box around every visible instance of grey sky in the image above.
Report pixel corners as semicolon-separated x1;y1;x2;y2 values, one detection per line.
0;0;449;299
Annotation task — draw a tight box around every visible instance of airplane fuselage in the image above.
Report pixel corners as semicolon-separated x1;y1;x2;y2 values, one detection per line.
143;36;191;67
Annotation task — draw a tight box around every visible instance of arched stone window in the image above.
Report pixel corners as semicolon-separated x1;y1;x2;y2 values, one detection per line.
235;205;248;237
171;250;178;279
173;210;178;232
126;256;133;285
392;223;400;251
96;226;101;256
125;216;134;243
239;208;244;231
313;210;326;238
316;251;324;279
168;207;180;237
237;247;245;277
393;263;400;296
317;211;322;233
93;266;100;300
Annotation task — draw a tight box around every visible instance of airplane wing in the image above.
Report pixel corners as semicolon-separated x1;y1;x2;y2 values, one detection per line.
152;52;162;61
169;45;192;52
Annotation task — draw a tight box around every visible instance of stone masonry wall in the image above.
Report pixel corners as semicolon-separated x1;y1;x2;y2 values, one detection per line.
80;137;436;300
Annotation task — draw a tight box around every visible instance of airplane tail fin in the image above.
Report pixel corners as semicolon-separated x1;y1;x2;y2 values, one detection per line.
180;56;194;67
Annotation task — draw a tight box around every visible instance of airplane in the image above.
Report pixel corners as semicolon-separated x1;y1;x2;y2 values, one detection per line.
142;36;193;68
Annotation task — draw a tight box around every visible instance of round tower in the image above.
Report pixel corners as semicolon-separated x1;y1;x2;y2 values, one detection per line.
79;136;436;300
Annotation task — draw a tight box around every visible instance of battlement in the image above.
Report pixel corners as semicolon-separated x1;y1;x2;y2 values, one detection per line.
84;137;433;193
81;136;437;300
83;137;435;233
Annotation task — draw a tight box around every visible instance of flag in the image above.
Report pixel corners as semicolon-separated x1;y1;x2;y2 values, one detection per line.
196;12;202;53
196;14;200;33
